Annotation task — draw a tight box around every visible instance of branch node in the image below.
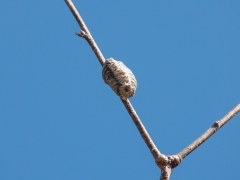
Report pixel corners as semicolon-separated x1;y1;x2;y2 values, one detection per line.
156;155;168;168
75;30;88;38
168;155;182;168
156;154;182;170
214;120;220;128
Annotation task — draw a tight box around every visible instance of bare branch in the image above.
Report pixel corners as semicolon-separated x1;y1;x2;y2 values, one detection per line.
156;155;182;180
64;1;240;179
160;166;172;180
64;0;105;66
64;0;162;160
122;99;162;159
177;103;240;159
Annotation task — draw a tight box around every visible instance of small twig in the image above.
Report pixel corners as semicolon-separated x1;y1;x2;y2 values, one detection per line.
121;99;162;159
177;103;240;159
75;30;87;38
64;0;105;66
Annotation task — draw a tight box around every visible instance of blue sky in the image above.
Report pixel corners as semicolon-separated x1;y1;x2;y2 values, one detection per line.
0;0;240;179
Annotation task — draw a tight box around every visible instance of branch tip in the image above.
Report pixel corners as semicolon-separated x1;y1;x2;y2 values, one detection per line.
75;30;88;38
75;32;81;37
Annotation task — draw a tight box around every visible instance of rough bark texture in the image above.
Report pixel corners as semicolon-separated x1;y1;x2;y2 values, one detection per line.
160;166;172;180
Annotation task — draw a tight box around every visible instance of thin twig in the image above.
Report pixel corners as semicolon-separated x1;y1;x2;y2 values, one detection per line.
121;99;162;159
64;0;162;160
177;103;240;159
64;0;105;66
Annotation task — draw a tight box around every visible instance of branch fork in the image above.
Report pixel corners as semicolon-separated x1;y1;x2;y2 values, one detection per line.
64;1;240;179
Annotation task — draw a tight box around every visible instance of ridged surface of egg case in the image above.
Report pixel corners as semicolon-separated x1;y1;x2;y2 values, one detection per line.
102;58;137;100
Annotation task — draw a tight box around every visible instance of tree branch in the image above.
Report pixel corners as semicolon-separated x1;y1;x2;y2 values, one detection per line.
64;0;162;160
64;1;240;179
160;166;172;180
177;103;240;159
64;0;105;66
121;99;162;159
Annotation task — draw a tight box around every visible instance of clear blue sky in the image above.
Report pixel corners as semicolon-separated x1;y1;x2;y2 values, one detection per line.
0;0;240;179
